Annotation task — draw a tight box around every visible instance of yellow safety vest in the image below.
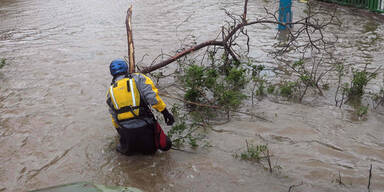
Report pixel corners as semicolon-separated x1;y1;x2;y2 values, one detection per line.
108;77;141;121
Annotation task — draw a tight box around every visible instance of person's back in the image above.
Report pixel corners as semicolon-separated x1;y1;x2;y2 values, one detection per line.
106;59;174;155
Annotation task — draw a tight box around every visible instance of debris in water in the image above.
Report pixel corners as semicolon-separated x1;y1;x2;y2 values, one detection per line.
192;165;198;172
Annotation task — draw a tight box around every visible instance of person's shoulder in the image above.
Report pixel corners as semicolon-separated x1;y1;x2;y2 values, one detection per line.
132;73;150;79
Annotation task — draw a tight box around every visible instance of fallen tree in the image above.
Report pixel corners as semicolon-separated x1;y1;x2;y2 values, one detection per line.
134;0;339;74
123;0;341;147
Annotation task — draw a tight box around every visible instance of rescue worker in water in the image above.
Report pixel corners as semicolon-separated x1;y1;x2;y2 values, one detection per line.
106;59;174;155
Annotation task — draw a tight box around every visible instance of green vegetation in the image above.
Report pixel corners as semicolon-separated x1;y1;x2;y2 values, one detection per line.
348;70;372;98
161;5;384;144
334;62;380;115
267;84;276;94
233;141;279;173
170;52;255;147
356;105;368;118
248;64;267;104
279;81;296;98
175;51;383;124
174;45;382;125
322;83;330;91
234;143;268;162
335;62;346;107
180;52;248;116
167;104;208;148
0;58;6;69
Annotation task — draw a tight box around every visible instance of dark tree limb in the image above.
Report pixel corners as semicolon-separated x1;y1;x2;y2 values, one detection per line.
368;164;372;191
288;182;303;192
141;20;280;74
242;0;248;23
141;40;223;73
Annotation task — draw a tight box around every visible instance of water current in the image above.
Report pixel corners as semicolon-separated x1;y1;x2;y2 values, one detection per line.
1;0;384;192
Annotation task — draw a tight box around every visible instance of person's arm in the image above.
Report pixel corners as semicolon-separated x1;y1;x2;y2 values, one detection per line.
135;73;174;125
135;73;166;112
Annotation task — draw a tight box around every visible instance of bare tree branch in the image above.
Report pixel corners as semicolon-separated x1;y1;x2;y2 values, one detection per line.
141;40;223;73
242;0;248;23
140;0;337;75
126;6;135;73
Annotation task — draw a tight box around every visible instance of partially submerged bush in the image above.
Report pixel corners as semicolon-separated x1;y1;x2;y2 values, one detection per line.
180;58;248;116
267;85;275;94
234;143;268;162
356;105;368;118
348;69;375;98
0;58;6;69
167;104;208;148
279;81;297;98
233;141;280;173
335;64;380;112
248;64;267;104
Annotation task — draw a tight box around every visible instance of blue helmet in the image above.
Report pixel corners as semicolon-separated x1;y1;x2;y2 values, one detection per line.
110;59;128;76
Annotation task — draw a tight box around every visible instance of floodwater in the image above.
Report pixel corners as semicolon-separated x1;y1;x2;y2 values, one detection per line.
1;0;384;192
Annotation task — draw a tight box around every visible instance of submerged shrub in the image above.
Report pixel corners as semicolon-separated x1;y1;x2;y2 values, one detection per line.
372;88;384;109
234;142;268;162
255;80;266;96
168;104;207;148
216;88;247;110
182;64;248;113
279;81;296;98
349;70;371;97
184;64;205;88
0;58;5;69
356;105;368;117
225;67;248;89
267;85;276;94
204;68;218;89
184;88;202;102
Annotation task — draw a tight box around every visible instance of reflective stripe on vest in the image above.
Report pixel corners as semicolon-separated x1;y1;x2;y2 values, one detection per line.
129;78;136;107
110;86;119;109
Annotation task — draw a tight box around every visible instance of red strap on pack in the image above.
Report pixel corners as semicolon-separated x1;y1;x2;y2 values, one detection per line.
154;122;171;151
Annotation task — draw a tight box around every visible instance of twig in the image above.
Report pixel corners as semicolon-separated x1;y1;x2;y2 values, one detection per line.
159;92;272;122
266;148;272;173
337;171;345;186
245;139;249;152
288;182;303;192
242;0;248;23
368;66;382;81
368;164;372;191
136;53;149;67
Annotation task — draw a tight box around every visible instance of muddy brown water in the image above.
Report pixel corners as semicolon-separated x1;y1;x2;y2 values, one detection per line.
1;0;384;192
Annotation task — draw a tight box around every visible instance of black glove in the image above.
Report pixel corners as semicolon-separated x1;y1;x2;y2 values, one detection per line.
161;108;175;125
